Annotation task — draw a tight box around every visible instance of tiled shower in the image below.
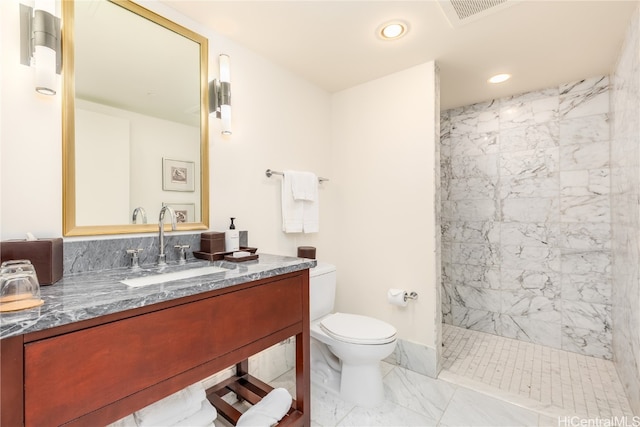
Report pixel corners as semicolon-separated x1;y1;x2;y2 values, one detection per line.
440;75;612;359
440;6;640;415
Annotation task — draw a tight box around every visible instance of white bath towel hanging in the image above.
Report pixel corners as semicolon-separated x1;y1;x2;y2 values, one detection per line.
303;195;319;233
282;171;304;233
281;170;319;233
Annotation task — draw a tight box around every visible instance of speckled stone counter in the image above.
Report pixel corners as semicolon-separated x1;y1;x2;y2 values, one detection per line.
0;253;316;339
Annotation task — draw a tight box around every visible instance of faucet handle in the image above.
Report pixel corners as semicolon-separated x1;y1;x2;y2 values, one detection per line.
126;248;143;268
174;245;190;264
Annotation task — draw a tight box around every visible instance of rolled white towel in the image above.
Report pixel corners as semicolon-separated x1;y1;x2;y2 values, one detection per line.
134;383;206;427
236;388;292;427
171;399;218;427
236;411;277;427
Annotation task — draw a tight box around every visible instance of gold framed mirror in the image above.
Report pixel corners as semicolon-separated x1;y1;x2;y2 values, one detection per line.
62;0;209;236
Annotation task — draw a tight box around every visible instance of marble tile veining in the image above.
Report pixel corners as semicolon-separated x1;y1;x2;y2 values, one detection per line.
559;86;609;120
558;113;610;145
559;76;609;96
500;123;559;153
448;264;501;290
442;75;613;359
501;222;559;247
559;140;610;171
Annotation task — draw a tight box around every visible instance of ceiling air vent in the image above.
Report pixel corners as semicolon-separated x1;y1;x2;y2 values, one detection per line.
439;0;517;28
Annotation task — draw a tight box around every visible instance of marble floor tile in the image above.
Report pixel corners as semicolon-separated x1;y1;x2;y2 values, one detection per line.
309;385;357;426
384;366;457;420
337;400;438;427
259;359;565;426
215;326;633;426
439;387;540;426
441;324;633;420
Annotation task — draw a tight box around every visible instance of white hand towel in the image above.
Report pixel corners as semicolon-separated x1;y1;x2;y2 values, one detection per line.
134;383;206;427
236;388;292;427
303;195;319;233
171;399;218;427
290;171;318;202
282;171;303;233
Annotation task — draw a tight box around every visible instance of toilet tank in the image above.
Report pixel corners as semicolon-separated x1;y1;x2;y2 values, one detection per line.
309;262;337;321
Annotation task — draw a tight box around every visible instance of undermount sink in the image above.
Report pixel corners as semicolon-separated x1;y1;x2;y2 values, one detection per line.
121;265;228;288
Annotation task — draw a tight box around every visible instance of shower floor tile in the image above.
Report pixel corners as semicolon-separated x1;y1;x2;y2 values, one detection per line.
441;324;634;419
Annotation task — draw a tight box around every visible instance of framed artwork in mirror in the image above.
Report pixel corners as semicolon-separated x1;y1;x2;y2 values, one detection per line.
162;203;195;223
163;158;195;192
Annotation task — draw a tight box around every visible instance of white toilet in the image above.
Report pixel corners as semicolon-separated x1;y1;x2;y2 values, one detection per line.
309;262;397;407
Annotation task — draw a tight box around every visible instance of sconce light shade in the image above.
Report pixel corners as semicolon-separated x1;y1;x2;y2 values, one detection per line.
20;1;61;96
209;54;232;135
34;44;57;95
220;104;232;135
220;54;230;83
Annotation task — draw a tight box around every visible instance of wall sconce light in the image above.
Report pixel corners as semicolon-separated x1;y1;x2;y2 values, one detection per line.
19;0;61;96
209;54;232;135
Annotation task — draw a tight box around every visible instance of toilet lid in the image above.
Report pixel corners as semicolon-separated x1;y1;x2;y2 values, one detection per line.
319;313;397;345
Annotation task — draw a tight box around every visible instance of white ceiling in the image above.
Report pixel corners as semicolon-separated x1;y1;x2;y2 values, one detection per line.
160;0;637;110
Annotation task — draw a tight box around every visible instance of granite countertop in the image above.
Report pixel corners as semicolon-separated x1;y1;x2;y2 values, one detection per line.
0;253;316;339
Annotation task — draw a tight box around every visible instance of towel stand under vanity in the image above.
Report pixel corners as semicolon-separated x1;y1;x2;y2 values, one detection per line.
0;269;311;427
207;360;305;426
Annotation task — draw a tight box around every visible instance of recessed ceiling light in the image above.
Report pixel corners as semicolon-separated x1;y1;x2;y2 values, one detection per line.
488;73;511;84
379;22;407;40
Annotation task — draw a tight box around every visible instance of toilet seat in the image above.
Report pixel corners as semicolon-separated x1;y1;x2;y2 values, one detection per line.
319;313;397;345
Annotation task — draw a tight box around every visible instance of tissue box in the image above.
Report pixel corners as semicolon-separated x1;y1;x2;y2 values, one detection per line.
200;231;225;253
1;238;63;285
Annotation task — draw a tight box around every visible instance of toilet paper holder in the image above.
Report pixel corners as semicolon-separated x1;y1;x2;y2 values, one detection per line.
404;291;418;302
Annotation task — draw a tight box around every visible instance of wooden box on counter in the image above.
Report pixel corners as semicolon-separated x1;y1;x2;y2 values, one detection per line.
0;238;63;285
200;232;225;254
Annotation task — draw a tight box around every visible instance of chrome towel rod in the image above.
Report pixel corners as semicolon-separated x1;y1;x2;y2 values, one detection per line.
265;169;329;182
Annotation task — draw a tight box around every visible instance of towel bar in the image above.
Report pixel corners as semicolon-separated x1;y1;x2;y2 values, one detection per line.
265;169;329;182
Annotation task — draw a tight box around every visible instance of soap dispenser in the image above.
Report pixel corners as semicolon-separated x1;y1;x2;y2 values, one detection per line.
225;217;240;252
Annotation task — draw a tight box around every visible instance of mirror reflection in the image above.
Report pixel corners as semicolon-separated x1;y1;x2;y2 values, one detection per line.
63;0;209;236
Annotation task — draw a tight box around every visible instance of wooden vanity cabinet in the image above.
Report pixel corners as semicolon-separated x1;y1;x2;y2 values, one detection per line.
0;270;310;427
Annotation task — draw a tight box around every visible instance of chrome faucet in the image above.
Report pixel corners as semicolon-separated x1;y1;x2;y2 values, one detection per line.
132;207;147;224
157;206;177;265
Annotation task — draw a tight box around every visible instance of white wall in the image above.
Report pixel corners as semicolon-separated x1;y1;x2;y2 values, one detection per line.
330;62;439;348
1;0;63;240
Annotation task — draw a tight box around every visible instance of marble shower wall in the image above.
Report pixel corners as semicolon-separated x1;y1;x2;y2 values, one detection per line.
441;76;612;359
611;6;640;415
